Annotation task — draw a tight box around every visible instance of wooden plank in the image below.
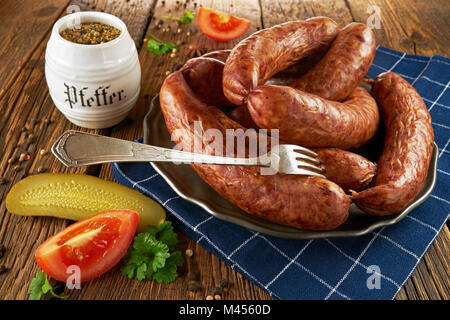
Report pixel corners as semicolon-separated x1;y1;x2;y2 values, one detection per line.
260;0;354;27
0;0;159;300
0;0;70;100
344;0;450;55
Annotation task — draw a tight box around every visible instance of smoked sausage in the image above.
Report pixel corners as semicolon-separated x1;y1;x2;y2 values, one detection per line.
315;148;376;192
222;17;340;106
290;23;376;101
181;57;235;107
352;72;434;215
247;85;380;149
202;49;231;62
160;71;350;230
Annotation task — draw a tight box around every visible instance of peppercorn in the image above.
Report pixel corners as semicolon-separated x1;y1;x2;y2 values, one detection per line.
0;266;7;275
219;279;229;288
187;269;200;280
8;155;18;165
27;133;36;143
187;283;201;292
0;244;5;258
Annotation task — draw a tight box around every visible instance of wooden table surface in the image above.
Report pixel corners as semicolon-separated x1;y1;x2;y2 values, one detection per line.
0;0;448;300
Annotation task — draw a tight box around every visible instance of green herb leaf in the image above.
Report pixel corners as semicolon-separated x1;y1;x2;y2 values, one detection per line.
120;221;183;284
146;34;178;56
29;269;67;300
163;11;195;25
29;269;47;300
153;251;184;284
146;221;178;251
178;11;195;24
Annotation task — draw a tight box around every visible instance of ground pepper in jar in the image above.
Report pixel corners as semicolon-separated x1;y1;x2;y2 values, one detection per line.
60;22;121;45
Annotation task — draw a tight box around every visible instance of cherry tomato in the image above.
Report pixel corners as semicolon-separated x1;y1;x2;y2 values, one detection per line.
197;7;251;42
35;210;138;282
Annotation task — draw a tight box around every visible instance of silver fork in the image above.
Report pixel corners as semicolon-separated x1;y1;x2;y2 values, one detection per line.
51;130;326;178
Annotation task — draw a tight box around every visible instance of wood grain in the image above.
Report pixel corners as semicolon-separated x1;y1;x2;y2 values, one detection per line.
0;0;448;300
0;0;70;100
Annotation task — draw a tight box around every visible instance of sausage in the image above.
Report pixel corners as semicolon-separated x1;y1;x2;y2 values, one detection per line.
227;109;377;191
202;49;231;62
228;106;376;191
228;106;259;129
315;148;376;192
181;57;235;107
267;51;327;86
182;53;376;192
352;72;434;215
247;85;380;149
160;70;350;230
290;23;376;101
222;17;340;106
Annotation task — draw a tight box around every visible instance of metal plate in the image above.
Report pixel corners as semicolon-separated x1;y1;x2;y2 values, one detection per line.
143;95;438;239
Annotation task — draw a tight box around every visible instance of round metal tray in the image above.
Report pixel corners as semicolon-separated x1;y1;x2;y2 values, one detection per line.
143;95;438;239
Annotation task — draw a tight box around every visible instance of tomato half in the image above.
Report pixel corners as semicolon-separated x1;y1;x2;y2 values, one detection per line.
35;210;138;282
197;7;251;42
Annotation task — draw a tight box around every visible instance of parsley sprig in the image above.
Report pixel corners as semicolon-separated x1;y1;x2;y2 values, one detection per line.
29;269;67;300
163;10;195;24
121;221;183;284
146;34;178;56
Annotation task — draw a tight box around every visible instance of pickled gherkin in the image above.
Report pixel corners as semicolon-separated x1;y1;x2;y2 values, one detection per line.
6;174;165;232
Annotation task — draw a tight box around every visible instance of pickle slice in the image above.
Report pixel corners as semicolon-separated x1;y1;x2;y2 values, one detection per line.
6;173;165;232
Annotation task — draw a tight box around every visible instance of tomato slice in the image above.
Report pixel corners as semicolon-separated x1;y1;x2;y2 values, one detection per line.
197;7;251;42
35;210;138;282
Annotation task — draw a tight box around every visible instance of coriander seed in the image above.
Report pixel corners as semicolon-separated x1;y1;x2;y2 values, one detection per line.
37;166;46;173
60;22;121;45
185;249;193;257
214;294;221;300
206;295;213;300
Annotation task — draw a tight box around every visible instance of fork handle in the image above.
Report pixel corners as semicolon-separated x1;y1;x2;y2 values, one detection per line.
51;130;269;168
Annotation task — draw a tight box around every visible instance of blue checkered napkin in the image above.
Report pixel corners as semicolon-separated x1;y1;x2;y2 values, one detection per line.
112;46;450;300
